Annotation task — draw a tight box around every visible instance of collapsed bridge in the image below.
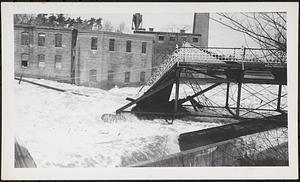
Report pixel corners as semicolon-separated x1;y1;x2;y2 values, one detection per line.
116;43;287;121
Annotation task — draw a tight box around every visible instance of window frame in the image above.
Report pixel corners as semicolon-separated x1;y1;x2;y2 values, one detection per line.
38;54;45;68
126;40;132;52
142;42;147;54
91;37;98;50
124;71;130;83
21;53;29;68
108;70;114;81
140;71;146;82
54;55;62;69
169;36;176;41
109;39;115;51
158;35;165;41
192;37;199;43
38;33;46;46
89;69;97;82
55;33;62;47
21;32;30;45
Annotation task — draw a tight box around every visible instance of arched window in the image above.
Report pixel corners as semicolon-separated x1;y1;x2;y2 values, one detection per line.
21;53;29;67
89;69;97;82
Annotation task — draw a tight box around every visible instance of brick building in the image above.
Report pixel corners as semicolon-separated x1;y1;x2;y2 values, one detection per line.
75;30;153;89
14;24;73;82
14;24;153;89
133;13;209;69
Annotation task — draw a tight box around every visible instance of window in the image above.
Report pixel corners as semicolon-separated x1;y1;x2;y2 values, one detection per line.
109;39;115;51
21;53;29;68
142;42;147;53
126;40;132;52
55;55;62;69
55;33;62;47
38;33;46;46
124;72;130;83
140;71;145;82
89;69;97;82
91;37;97;50
21;32;29;45
192;37;199;43
38;54;45;68
158;36;164;41
108;70;114;81
169;36;176;41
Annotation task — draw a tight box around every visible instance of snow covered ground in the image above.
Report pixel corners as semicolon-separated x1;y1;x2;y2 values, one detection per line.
15;78;288;167
15;78;222;167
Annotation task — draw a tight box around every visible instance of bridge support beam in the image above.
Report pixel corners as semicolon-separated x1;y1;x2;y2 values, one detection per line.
277;84;282;111
236;82;242;118
174;67;181;114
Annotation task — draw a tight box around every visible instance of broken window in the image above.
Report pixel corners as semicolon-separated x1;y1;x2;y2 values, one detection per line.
21;32;29;45
55;55;62;69
38;54;45;68
108;70;114;81
89;69;97;82
21;53;29;68
126;40;131;52
140;71;145;82
124;72;130;83
142;42;147;53
91;37;98;50
109;39;115;51
55;33;62;47
38;33;46;46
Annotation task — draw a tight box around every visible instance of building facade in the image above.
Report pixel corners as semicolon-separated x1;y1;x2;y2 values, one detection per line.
134;29;203;69
133;13;210;70
14;24;73;83
76;31;153;89
14;24;153;89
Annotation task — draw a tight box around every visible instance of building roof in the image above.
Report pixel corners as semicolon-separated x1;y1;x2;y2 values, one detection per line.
14;24;154;40
134;30;202;37
14;24;72;32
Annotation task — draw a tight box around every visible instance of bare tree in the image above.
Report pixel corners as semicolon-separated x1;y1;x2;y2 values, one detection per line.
116;22;125;33
210;12;286;62
102;21;114;32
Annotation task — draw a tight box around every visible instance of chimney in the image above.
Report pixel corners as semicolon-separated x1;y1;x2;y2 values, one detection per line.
149;28;154;32
193;13;210;47
180;29;185;34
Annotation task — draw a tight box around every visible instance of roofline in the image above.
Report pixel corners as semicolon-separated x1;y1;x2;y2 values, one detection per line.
133;30;202;36
14;24;153;40
78;30;154;40
14;24;72;31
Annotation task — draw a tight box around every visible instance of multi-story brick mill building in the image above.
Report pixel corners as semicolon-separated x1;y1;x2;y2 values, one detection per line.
14;24;153;89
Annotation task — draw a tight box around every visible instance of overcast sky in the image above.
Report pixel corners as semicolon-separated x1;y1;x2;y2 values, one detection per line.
69;13;258;48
